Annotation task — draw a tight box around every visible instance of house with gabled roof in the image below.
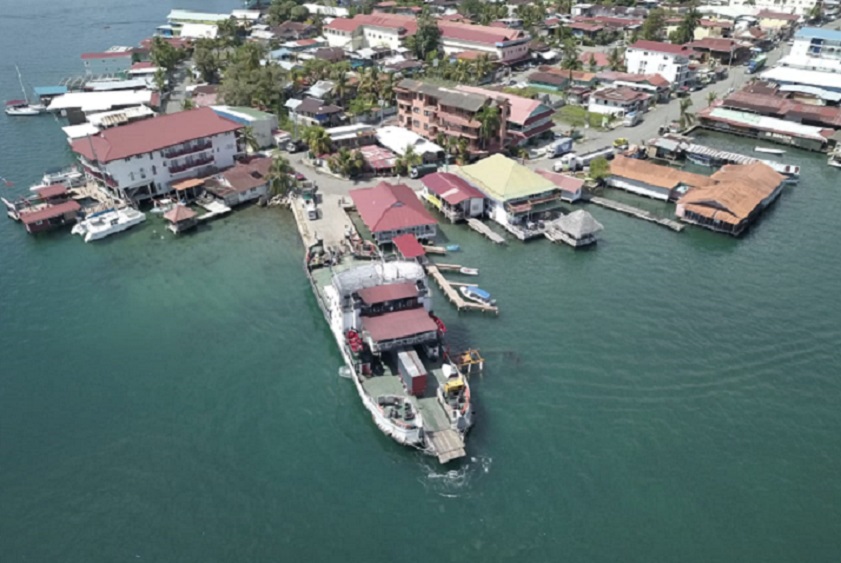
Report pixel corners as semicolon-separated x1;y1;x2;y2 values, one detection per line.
350;181;437;244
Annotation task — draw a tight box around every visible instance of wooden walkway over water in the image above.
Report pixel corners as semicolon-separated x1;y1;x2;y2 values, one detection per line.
466;218;507;244
589;197;685;232
426;264;498;315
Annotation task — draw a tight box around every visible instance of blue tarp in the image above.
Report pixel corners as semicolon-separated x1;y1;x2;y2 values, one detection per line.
33;86;67;97
466;286;491;300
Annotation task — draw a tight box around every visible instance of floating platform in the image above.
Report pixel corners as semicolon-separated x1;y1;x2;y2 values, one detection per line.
466;218;506;245
197;199;231;222
426;264;498;315
589;197;685;232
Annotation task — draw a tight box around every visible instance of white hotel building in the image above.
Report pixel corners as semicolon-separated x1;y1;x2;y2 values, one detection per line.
625;40;694;89
70;107;243;203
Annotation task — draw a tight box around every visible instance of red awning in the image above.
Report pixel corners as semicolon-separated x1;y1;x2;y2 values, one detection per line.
362;308;438;342
392;233;426;259
357;282;419;305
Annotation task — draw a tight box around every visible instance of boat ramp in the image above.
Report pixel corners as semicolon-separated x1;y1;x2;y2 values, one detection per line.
588;197;685;232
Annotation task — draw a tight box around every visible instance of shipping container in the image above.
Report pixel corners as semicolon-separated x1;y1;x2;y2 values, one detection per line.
397;350;427;396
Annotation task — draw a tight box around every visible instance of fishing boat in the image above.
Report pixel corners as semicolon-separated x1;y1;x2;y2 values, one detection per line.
4;65;45;116
459;285;496;306
72;207;146;242
306;248;473;464
458;267;479;276
754;147;786;155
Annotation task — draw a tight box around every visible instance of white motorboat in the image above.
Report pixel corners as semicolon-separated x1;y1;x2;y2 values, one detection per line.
459;267;479;276
828;151;841;169
4;65;45;116
754;147;786;155
72;207;146;242
150;197;176;214
459;285;496;306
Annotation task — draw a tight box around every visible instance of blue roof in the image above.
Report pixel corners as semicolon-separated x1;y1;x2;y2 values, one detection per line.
795;27;841;41
466;286;491;300
33;86;67;97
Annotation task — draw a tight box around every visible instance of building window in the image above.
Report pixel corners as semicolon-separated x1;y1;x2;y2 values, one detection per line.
130;172;135;181
413;119;419;127
152;165;157;175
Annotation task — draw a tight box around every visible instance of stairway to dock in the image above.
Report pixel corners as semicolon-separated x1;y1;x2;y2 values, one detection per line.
589;197;685;232
466;218;507;244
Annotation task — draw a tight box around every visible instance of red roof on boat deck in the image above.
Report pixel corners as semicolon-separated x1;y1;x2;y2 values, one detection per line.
392;233;426;259
18;200;81;225
362;307;438;342
33;184;68;199
357;281;419;304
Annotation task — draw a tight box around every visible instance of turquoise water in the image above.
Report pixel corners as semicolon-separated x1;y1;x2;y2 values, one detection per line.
2;4;841;561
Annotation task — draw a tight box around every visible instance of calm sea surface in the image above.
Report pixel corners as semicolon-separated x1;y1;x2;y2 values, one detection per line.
2;3;841;561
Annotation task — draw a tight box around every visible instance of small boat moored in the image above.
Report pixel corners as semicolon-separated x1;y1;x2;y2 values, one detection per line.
458;267;479;276
4;65;45;116
459;285;496;306
445;244;461;252
754;147;786;155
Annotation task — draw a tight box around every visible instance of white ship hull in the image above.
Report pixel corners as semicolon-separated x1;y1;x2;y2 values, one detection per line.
73;208;146;242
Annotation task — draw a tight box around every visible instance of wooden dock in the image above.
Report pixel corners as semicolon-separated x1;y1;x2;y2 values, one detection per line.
426;264;498;315
466;218;507;244
589;197;685;232
421;244;448;255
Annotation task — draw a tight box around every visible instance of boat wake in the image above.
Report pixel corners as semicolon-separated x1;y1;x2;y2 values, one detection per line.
419;455;492;497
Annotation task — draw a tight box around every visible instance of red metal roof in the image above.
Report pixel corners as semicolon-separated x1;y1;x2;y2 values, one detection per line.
421;172;484;205
757;10;800;21
163;204;197;222
569;22;603;32
350;182;436;234
362;307;438;342
358;281;419;304
629;40;693;56
688;38;742;53
81;51;134;60
326;13;418;34
438;21;524;45
70;107;242;163
535;170;585;192
18;200;80;225
579;52;610;67
33;184;68;199
392;234;426;259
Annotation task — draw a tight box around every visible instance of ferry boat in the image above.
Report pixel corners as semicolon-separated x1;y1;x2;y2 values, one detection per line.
306;245;473;463
72;207;146;242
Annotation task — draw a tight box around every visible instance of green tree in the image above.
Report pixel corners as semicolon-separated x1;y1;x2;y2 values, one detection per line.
216;18;242;48
679;97;695;130
268;154;295;197
607;46;625;71
241;126;260;152
456;137;470;164
328;147;364;178
706;91;718;107
153;68;167;92
473;54;493;84
671;8;701;45
560;39;583;70
406;10;441;60
587;53;598;72
193;38;222;83
588;156;610;182
332;72;349;104
640;8;666;41
151;37;180;71
181;98;195;110
475;104;501;150
268;0;309;25
395;144;422;176
304;125;332;156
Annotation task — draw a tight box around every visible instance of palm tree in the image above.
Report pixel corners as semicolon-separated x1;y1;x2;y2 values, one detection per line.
456;137;470;165
706;91;718;107
396;144;422;176
304;126;332;157
380;73;396;106
241;126;260;153
475;104;501;150
474;54;492;84
181;98;195;111
328;147;364;178
560;39;582;71
333;72;349;104
454;59;470;84
607;47;625;72
587;53;598;72
679;98;695;130
268;154;294;197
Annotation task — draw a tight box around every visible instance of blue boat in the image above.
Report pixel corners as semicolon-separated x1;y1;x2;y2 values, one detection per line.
446;244;460;252
459;285;496;306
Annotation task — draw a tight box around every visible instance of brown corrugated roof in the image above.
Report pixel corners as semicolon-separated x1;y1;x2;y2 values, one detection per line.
164;204;197;223
610;156;715;190
19;200;80;225
362;307;438;342
358;281;419;304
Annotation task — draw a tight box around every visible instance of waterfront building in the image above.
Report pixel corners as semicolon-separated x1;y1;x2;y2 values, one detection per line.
534;170;585;203
676;162;785;235
761;66;841;93
349;181;437;244
394;79;510;156
69;107;243;203
625;40;694;89
607;156;715;201
81;50;134;77
545;210;604;247
719;89;841;129
210;106;279;149
163;205;198;234
419;172;486;222
588;86;651;117
375;126;444;163
47;90;159;119
455;154;563;238
696;107;833;151
455;86;555;146
167;10;232;25
18;201;81;234
204;156;271;207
